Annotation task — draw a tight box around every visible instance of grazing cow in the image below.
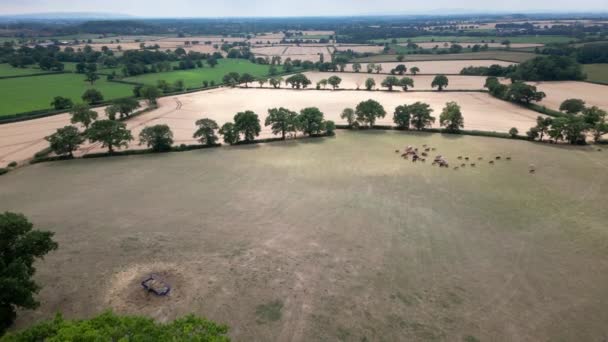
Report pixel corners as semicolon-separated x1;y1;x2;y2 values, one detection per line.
465;157;469;161
529;164;536;173
496;156;501;160
421;152;428;157
471;163;476;167
395;150;399;153
431;148;436;151
506;156;511;160
457;156;462;160
478;157;483;160
461;163;466;167
489;160;494;165
454;167;459;170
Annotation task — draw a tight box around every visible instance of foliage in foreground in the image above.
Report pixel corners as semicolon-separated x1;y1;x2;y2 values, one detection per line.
0;311;230;341
0;212;58;335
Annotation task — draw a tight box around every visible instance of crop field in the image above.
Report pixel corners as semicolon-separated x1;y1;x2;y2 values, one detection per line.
583;64;608;84
0;73;133;116
2;131;608;341
0;87;542;167
345;59;516;74
123;59;274;88
353;51;538;63
252;45;334;62
403;42;544;49
372;35;575;44
303;72;491;90
529;81;608;112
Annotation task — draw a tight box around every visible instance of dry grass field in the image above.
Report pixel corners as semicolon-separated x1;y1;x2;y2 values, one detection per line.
530;81;608;112
404;42;543;49
302;72;491;90
345;60;516;74
0;87;543;167
2;131;608;341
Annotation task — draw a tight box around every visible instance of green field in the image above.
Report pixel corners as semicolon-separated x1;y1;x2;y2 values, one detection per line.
353;51;538;63
583;64;608;84
0;63;58;77
373;35;576;44
123;59;274;88
0;73;133;116
2;131;608;341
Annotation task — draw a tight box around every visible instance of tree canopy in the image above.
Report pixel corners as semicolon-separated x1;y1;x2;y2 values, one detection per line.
45;126;84;157
298;107;325;135
266;107;298;139
139;124;174;152
193;118;220;145
234;111;261;141
70;103;98;129
86;120;133;153
408;102;435;130
0;212;58;334
439;101;464;132
355;99;386;127
431;75;449;91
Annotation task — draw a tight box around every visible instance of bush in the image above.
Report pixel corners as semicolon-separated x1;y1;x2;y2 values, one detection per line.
325;120;336;136
7;161;17;168
0;168;8;175
0;311;229;341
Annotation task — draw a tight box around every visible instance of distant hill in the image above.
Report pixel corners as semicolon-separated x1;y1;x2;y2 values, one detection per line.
0;12;134;21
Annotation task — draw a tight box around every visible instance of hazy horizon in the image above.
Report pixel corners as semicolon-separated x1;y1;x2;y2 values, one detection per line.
2;0;608;18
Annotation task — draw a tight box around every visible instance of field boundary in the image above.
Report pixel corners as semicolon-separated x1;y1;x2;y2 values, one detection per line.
0;71;68;79
335;125;529;141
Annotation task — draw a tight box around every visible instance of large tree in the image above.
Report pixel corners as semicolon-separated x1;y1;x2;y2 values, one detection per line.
327;76;342;90
234;111;261;141
86;120;133;153
506;82;546;104
439;101;464;132
139;124;174;152
239;73;255;87
399;77;414;91
393;105;411;129
193;118;220;145
265;107;298;139
431;75;449;91
559;99;586;114
298;107;325;136
410;66;420;75
355;99;386;127
381;76;400;91
50;96;73;110
583;106;608;142
0;212;58;334
139;86;161;105
81;89;104;105
45;126;85;157
112;98;141;119
70;104;98;129
365;78;376;91
285;73;311;89
352;63;362;72
219;122;239;145
340;108;356;127
408;102;435;130
394;64;407;75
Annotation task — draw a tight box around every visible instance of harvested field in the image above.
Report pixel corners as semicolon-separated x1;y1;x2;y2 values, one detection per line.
530;81;608;112
334;45;385;54
302;72;490;90
345;60;516;74
0;88;542;166
3;131;608;341
403;42;544;49
353;51;538;63
252;45;334;62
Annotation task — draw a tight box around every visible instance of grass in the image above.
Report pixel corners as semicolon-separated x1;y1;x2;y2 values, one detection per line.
353;51;538;63
583;64;608;84
0;73;134;116
123;59;275;88
372;35;576;44
2;131;608;341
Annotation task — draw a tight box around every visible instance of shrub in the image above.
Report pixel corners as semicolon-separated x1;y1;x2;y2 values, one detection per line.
0;311;229;341
0;168;8;175
325;120;336;136
7;161;17;168
509;127;519;138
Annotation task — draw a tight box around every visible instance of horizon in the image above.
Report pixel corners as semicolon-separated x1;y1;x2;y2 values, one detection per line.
2;0;608;18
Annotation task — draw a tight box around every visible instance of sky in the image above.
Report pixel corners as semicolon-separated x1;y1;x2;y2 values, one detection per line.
2;0;607;17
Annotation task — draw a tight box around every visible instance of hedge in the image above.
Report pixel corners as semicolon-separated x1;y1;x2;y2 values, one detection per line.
335;125;530;141
0;71;68;80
